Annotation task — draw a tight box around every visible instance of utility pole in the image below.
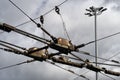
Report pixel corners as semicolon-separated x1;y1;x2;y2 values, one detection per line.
85;6;107;80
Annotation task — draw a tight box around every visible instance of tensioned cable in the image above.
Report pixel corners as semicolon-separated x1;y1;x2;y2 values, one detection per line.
55;6;71;41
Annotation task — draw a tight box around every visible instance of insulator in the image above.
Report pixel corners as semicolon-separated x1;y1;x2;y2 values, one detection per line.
55;6;60;14
40;15;44;24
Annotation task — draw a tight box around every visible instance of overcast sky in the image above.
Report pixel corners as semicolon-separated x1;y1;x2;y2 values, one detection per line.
0;0;120;80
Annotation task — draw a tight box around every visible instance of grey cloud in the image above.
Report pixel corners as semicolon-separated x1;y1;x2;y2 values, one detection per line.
0;0;120;80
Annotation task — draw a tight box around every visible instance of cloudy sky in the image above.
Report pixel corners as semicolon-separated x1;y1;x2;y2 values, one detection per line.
0;0;120;80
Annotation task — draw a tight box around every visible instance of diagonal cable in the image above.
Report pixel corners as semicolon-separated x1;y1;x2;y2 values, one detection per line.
7;0;69;28
55;6;71;41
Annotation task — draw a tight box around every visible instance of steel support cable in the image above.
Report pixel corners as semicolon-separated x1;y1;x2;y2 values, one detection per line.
0;40;26;50
0;59;35;70
9;0;37;25
9;0;56;42
11;0;69;28
46;60;90;80
55;6;71;41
